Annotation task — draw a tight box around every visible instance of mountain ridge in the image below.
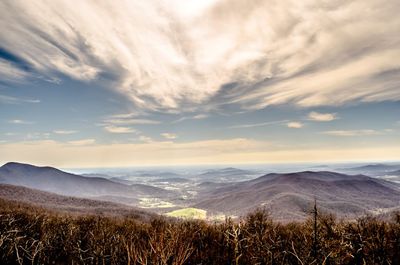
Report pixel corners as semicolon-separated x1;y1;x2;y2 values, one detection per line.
0;162;171;201
194;171;400;221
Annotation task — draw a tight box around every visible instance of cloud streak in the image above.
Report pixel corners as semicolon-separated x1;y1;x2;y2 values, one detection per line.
8;119;34;125
229;120;289;129
0;0;399;111
161;133;177;140
321;129;389;137
287;122;303;129
68;139;96;146
103;125;136;134
308;112;338;122
53;130;77;135
0;94;40;104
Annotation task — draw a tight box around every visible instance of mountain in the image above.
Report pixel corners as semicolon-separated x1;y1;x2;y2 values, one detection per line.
0;162;171;200
373;170;400;184
388;170;400;176
348;164;400;171
109;177;137;185
151;177;191;183
194;171;400;221
133;171;186;179
196;167;258;182
338;163;400;176
0;183;153;219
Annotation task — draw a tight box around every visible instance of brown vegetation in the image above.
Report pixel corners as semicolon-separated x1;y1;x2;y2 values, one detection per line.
1;198;400;265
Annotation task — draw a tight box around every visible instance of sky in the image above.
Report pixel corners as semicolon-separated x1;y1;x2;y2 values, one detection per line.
0;0;399;168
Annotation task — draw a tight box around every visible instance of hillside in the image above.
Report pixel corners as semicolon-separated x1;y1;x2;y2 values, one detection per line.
1;198;400;265
0;162;171;200
195;167;258;182
338;163;400;176
194;171;400;221
0;183;153;219
3;162;400;222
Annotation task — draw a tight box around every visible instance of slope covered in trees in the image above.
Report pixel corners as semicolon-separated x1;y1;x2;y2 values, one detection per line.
1;198;400;265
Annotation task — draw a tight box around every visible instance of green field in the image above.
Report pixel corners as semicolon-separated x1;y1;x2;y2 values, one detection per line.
165;207;207;219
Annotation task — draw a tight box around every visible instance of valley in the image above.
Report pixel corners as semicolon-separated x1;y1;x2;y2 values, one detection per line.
1;162;400;221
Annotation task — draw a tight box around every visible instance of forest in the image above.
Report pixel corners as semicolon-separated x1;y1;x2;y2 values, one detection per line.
1;198;400;265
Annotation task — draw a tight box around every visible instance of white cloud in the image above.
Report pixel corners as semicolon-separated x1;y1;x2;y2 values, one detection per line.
139;135;153;143
53;130;77;135
0;94;40;104
103;112;160;127
0;59;28;81
193;114;208;119
68;139;96;145
161;133;177;140
106;112;140;119
8;119;34;125
322;129;384;137
103;126;136;134
25;132;50;140
173;114;208;123
104;118;160;125
0;0;399;111
287;121;303;129
308;112;337;122
230;120;288;129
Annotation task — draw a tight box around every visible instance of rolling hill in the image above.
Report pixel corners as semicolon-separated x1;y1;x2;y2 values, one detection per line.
338;163;400;176
2;162;400;222
0;183;153;219
194;171;400;221
0;162;171;201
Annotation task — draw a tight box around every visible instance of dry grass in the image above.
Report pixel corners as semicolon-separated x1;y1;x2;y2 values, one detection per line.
1;198;400;264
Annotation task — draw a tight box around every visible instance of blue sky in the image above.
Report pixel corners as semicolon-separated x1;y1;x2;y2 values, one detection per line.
0;0;399;167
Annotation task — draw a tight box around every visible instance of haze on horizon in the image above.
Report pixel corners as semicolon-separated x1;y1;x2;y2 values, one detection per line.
0;0;399;168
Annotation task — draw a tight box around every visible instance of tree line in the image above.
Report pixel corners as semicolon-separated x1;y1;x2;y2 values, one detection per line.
1;198;400;265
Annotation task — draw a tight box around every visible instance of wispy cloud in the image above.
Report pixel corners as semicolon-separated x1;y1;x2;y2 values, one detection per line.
308;112;338;122
0;94;40;104
287;122;304;129
104;118;160;125
321;129;387;137
103;125;136;134
161;133;177;140
106;112;140;119
193;114;208;119
68;139;96;146
4;132;18;136
230;120;288;129
53;130;77;135
172;114;208;123
0;0;398;111
103;112;160;126
25;132;50;140
0;58;28;81
8;119;34;125
139;135;153;143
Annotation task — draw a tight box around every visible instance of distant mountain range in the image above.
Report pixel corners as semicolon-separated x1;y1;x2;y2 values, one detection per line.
0;183;153;219
195;167;258;182
389;170;400;176
194;171;400;221
1;162;400;222
0;162;171;200
338;163;400;176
